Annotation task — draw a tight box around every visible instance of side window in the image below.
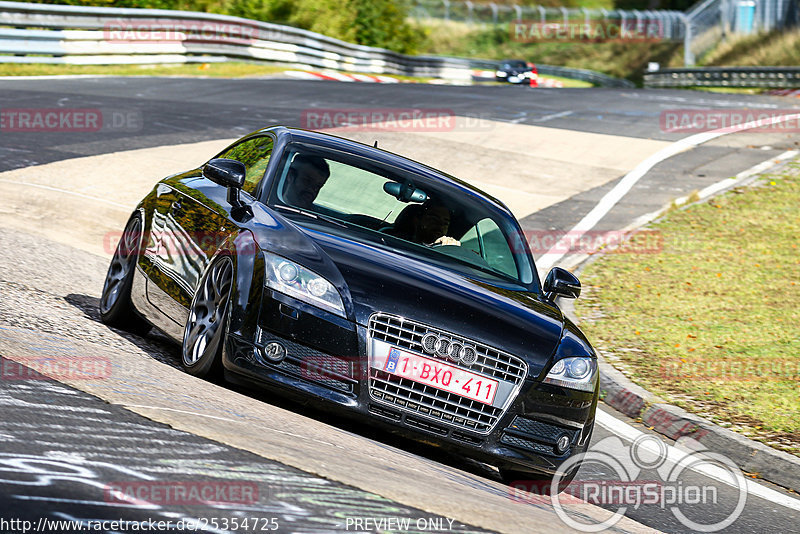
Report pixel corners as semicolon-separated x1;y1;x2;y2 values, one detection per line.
460;225;481;257
219;136;273;195
313;160;400;220
476;218;518;278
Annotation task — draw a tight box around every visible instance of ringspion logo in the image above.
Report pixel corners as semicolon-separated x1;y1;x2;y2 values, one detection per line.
508;434;747;532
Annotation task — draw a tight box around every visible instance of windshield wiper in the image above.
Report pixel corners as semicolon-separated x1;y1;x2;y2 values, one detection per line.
274;205;348;228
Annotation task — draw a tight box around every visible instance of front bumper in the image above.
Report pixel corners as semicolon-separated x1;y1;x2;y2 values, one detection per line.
223;290;597;475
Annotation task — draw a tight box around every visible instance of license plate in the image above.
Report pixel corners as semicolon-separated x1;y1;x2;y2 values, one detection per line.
383;347;498;405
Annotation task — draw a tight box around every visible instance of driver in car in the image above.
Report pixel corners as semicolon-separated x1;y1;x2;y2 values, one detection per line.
284;154;330;209
389;201;460;247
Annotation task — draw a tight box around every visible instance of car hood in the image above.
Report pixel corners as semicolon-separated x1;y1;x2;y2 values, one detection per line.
249;208;565;377
308;230;565;378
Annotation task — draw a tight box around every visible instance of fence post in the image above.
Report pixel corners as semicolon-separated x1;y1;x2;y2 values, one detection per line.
513;4;522;22
719;0;728;38
490;2;498;25
443;0;450;21
683;13;694;66
466;0;474;24
538;5;546;24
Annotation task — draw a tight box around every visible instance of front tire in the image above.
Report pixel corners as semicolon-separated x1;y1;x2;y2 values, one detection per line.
181;255;234;379
100;215;151;336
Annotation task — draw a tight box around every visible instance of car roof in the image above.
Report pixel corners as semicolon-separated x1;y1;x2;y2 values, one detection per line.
252;125;513;217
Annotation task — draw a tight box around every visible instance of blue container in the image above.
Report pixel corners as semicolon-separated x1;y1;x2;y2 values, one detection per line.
735;0;756;34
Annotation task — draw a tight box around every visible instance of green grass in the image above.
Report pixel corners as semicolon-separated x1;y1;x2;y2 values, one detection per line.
0;62;437;82
574;162;800;455
701;28;800;67
684;87;767;95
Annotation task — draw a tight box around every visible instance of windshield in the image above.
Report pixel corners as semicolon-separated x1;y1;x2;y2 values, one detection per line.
266;144;535;288
502;61;527;69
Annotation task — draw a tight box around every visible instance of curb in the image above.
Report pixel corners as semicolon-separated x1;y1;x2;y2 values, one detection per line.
559;155;800;493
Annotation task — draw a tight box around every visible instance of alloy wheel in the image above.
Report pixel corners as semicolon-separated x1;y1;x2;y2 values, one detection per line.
100;217;141;314
183;256;233;367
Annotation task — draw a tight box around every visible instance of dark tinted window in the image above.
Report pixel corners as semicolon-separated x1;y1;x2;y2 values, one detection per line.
268;145;535;287
218;136;274;195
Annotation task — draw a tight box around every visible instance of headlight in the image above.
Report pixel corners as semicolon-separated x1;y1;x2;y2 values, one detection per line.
495;70;507;77
543;357;597;392
264;252;345;317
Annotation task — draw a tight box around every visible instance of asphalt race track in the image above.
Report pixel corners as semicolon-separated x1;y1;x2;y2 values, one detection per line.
0;77;799;533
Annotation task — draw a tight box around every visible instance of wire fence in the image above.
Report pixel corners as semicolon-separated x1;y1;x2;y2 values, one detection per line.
684;0;798;63
410;0;687;39
410;0;799;66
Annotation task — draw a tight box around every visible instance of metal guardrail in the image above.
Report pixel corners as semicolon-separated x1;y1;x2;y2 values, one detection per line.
0;0;634;88
644;66;800;88
536;64;636;88
0;1;474;79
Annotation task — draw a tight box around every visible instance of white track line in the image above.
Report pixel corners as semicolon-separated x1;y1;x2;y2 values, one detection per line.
696;149;799;201
0;179;130;209
535;110;574;123
596;411;800;512
614;148;800;237
537;112;800;271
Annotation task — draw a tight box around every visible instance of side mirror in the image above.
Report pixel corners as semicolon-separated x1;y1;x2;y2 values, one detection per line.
543;267;581;300
203;158;246;208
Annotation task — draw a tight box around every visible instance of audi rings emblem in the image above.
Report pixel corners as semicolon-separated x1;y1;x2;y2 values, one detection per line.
421;333;478;366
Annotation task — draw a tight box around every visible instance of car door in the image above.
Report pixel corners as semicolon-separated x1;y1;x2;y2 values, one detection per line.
145;134;275;333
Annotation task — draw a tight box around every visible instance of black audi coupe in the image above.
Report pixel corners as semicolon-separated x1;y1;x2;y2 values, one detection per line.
100;126;598;487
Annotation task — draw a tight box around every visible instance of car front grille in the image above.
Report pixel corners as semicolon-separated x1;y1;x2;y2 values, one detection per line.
368;313;528;434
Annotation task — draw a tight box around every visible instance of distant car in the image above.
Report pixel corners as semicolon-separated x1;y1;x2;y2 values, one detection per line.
100;126;598;488
496;59;535;84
